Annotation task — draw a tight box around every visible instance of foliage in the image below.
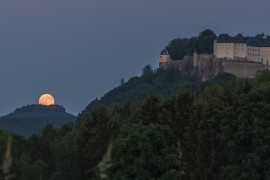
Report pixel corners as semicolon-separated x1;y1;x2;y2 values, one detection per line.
78;68;201;116
108;124;180;179
76;107;119;179
164;29;216;60
219;87;270;179
1;66;270;179
2;28;270;179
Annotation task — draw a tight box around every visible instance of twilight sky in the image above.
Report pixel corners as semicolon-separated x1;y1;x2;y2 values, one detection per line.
0;0;269;115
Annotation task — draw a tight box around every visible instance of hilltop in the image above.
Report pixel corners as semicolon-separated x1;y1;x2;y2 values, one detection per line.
0;104;76;137
160;30;268;80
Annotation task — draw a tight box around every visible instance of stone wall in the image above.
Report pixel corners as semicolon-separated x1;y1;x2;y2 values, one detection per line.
223;62;263;78
159;54;264;80
194;54;223;81
159;56;193;75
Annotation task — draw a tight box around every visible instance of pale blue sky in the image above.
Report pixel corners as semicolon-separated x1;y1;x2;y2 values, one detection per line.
0;0;269;115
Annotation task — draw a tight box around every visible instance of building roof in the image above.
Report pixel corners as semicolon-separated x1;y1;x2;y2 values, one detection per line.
216;34;270;47
216;34;246;43
233;36;246;44
160;50;169;55
247;37;270;47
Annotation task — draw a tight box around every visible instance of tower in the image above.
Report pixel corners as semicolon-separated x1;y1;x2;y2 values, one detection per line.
160;50;171;63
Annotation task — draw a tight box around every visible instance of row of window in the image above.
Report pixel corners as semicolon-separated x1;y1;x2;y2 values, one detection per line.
248;48;259;52
235;48;244;51
235;44;245;46
248;53;260;56
218;43;245;46
219;48;270;52
219;47;270;52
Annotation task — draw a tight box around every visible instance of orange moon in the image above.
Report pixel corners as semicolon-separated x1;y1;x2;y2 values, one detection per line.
39;94;55;106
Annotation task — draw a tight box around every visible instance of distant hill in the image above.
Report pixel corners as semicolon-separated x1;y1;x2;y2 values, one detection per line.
0;104;76;137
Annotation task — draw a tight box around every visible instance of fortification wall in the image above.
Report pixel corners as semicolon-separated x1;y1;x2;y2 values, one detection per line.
159;56;193;74
159;54;264;80
223;62;263;78
192;54;224;80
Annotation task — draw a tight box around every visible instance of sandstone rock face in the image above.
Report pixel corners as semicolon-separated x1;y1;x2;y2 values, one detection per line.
195;54;219;81
159;56;193;75
159;54;264;80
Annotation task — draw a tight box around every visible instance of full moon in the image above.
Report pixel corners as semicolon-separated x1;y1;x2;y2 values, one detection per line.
39;94;55;106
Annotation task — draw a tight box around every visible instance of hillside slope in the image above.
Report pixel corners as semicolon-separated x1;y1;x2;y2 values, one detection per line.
0;104;76;137
80;67;236;116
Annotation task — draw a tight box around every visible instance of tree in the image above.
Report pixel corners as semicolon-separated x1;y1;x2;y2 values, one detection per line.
165;29;216;60
120;78;125;85
183;85;225;179
160;86;194;139
219;87;270;179
235;33;244;38
109;124;179;179
76;107;118;179
166;38;194;60
51;130;78;180
142;65;153;76
198;29;216;40
141;65;154;83
197;29;216;54
134;93;161;125
256;69;270;84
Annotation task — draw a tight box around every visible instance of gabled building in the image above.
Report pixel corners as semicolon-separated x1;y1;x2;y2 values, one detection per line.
214;34;270;66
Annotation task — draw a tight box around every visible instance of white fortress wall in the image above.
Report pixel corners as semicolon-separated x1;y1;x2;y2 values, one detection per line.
234;43;247;58
247;46;261;62
215;42;234;59
260;47;270;66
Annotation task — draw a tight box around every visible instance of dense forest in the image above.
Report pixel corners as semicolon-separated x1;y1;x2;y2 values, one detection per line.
0;67;270;179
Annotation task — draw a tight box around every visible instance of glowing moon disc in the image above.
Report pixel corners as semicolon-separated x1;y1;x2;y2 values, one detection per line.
39;94;55;106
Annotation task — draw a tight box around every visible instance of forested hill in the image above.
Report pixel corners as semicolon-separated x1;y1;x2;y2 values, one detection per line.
0;104;76;137
2;104;73;118
76;70;270;179
80;66;236;116
1;70;270;179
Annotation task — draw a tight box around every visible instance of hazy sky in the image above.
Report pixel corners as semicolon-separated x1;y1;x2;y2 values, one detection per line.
0;0;269;115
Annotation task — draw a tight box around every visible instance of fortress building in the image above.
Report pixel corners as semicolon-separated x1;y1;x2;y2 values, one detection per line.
159;33;268;80
214;34;270;66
